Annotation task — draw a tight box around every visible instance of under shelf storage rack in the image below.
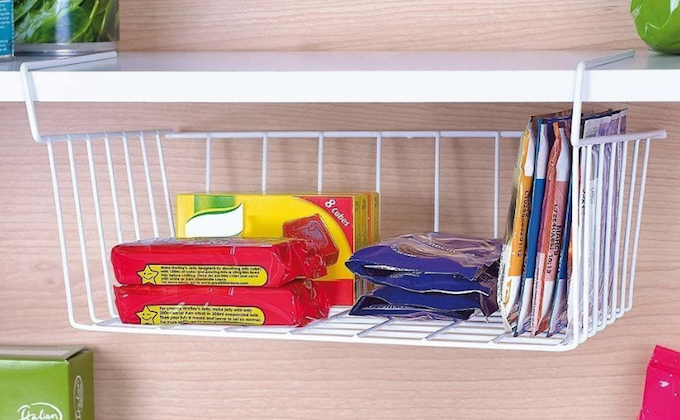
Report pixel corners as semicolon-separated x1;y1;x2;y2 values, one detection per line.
18;50;668;351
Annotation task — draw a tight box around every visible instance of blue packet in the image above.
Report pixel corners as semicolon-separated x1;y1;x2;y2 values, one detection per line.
346;233;502;318
355;264;499;316
349;286;478;321
346;232;502;281
360;271;491;295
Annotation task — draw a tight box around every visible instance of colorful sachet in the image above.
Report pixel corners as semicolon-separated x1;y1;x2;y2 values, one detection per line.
508;108;627;336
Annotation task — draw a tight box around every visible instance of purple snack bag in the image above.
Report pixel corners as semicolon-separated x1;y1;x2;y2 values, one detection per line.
349;286;479;321
346;232;502;318
346;232;502;280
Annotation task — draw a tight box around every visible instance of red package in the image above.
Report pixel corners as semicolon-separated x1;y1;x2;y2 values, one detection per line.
640;345;680;420
283;215;340;266
111;237;327;287
114;280;329;327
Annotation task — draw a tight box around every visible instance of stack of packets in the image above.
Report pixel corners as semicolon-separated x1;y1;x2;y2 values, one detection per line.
112;237;330;326
176;192;379;305
345;233;502;321
498;108;627;336
112;191;379;327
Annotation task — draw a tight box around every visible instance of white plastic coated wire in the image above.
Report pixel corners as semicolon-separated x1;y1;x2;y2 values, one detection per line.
23;50;667;351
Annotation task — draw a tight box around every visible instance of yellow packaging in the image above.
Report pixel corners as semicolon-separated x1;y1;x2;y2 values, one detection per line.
366;191;380;245
177;192;376;305
498;120;536;331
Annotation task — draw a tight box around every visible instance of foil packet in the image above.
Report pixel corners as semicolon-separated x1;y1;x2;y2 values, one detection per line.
346;232;502;280
547;174;573;336
498;119;537;331
514;114;571;335
349;286;478;321
346;233;501;319
530;119;572;335
355;271;491;296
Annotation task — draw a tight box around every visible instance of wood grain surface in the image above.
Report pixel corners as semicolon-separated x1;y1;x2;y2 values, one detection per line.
119;0;647;51
1;1;677;419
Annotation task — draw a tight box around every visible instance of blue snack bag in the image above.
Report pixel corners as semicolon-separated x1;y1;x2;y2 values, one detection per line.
356;264;499;316
349;286;479;321
346;233;502;318
360;271;491;295
346;232;502;280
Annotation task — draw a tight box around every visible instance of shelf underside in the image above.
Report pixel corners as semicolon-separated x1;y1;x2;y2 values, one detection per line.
4;50;680;103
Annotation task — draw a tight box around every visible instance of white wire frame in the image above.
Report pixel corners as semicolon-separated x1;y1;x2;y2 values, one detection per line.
166;129;517;237
22;50;667;351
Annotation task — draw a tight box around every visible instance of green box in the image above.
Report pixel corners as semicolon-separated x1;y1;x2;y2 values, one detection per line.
0;346;94;420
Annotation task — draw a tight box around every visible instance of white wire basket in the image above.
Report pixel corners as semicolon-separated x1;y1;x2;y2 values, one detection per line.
21;51;666;352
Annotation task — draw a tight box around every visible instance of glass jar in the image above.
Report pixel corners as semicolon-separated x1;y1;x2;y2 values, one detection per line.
13;0;118;56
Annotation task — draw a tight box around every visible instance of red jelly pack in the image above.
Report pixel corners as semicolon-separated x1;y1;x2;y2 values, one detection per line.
283;214;340;266
111;237;327;287
639;345;680;420
114;280;329;327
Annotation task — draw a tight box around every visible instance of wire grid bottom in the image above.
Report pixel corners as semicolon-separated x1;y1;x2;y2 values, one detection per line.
90;307;570;351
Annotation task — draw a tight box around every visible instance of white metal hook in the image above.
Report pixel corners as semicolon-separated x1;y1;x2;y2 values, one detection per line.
20;52;119;143
569;50;636;149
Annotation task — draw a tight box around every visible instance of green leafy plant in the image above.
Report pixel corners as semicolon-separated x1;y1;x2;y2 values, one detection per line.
631;0;680;54
14;0;119;44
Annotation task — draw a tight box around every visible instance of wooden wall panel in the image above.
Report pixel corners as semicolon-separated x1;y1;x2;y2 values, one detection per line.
0;1;674;418
1;101;679;420
119;0;646;51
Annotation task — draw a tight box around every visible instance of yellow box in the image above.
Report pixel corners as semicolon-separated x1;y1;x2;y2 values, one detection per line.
177;192;376;305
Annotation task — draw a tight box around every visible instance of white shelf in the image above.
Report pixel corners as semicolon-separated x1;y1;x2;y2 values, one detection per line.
4;50;680;103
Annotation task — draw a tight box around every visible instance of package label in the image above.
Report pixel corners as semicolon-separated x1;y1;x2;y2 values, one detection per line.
0;1;12;57
136;305;265;325
137;264;267;286
0;346;94;420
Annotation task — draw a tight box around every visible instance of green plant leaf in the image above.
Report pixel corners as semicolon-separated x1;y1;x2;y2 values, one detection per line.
15;2;60;43
17;6;88;43
14;0;117;44
13;0;43;23
53;0;85;12
89;0;106;37
54;7;90;42
71;0;97;42
98;0;117;41
632;0;680;54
